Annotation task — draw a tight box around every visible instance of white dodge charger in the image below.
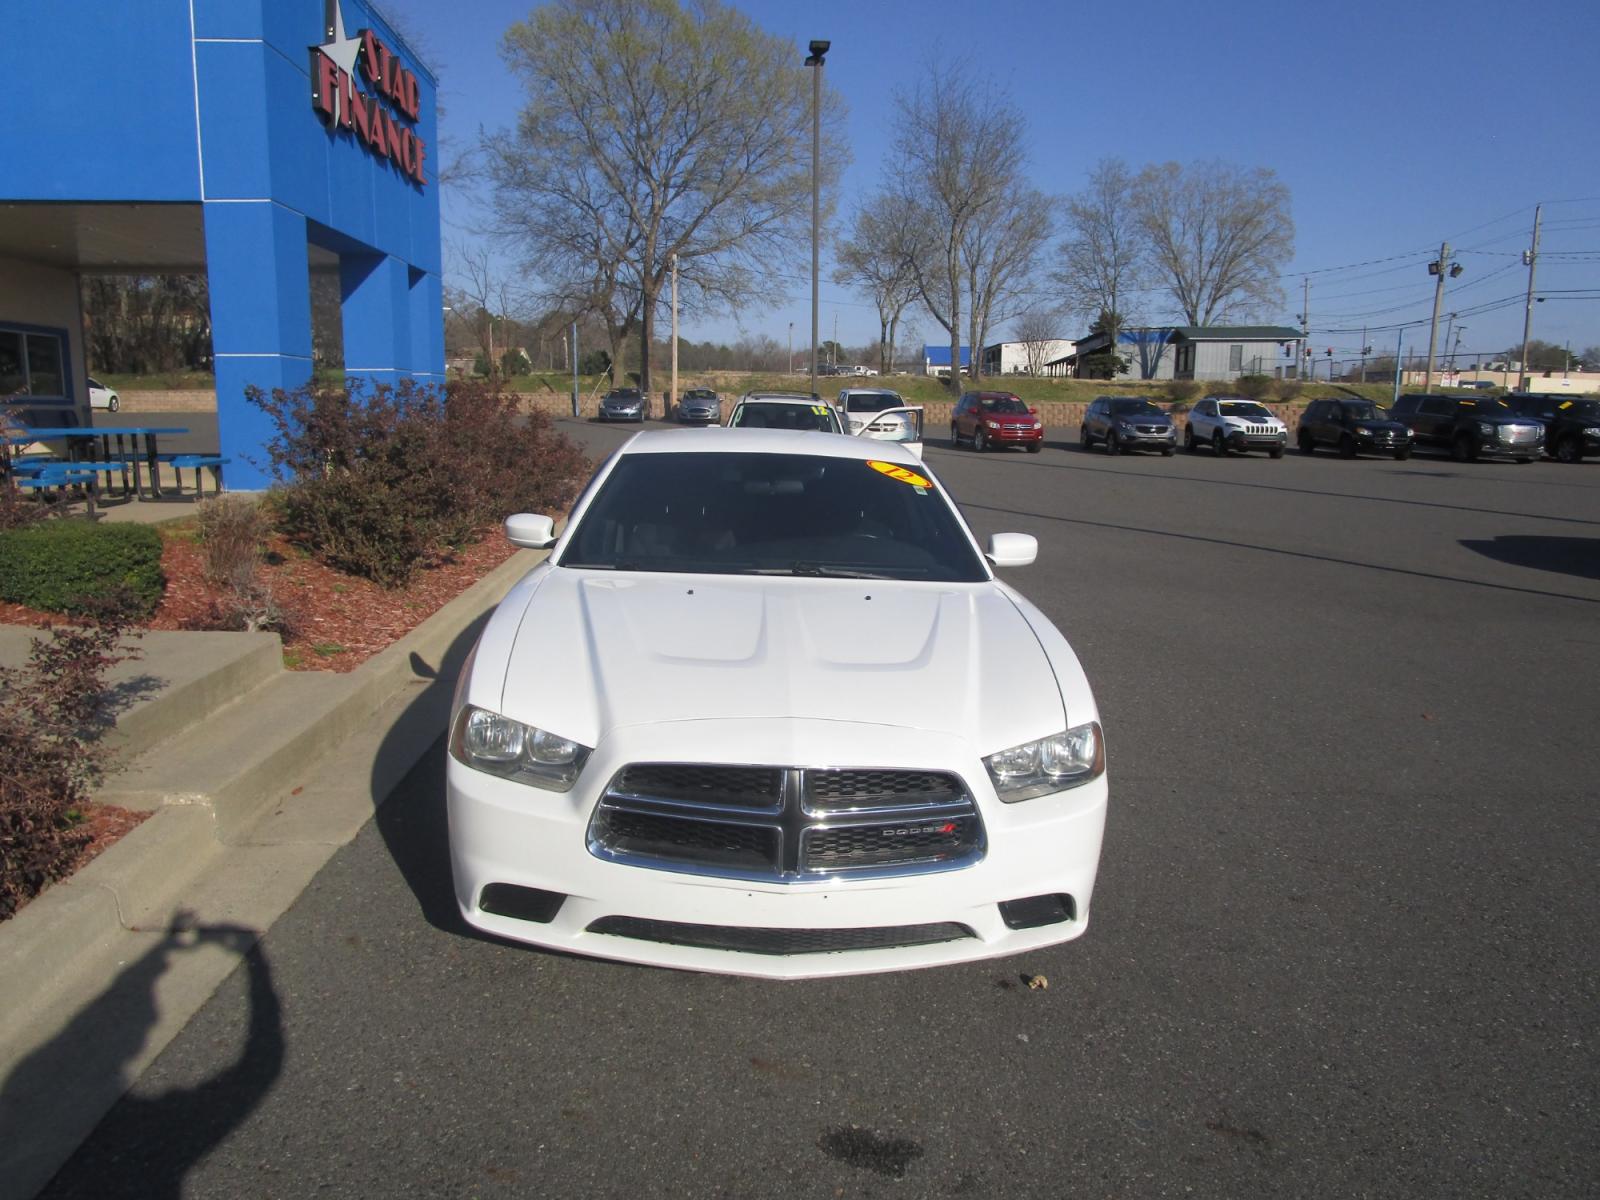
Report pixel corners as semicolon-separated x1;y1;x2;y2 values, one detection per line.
446;429;1108;978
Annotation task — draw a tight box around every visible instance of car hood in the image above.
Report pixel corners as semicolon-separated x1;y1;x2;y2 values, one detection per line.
1356;421;1409;434
493;570;1066;752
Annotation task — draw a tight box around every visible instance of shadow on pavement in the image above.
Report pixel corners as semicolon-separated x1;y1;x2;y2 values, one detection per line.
372;613;491;938
1460;535;1600;582
5;921;283;1200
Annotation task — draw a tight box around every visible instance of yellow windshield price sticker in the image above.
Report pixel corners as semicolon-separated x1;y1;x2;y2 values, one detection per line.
812;405;828;415
1560;400;1573;409
867;460;932;489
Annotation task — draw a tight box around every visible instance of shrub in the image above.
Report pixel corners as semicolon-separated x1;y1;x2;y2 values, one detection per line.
1;618;137;918
249;379;591;587
1163;379;1202;406
1275;378;1304;402
0;521;164;616
1232;374;1275;401
195;495;295;634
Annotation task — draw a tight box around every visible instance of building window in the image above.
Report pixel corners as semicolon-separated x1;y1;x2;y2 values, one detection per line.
1228;344;1243;372
0;326;68;399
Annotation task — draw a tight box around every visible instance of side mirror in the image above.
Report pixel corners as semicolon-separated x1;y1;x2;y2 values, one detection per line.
505;513;557;549
1028;406;1039;416
985;532;1037;568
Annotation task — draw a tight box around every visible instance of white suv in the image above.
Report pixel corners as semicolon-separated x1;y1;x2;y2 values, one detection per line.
1184;395;1287;458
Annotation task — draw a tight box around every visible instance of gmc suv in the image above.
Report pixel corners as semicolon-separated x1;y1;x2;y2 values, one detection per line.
1504;393;1600;464
1389;394;1544;462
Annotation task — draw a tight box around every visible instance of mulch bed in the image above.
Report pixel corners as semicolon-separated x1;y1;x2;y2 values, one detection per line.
0;524;520;673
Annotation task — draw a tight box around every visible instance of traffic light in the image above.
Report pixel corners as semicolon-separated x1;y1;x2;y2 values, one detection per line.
1326;347;1333;357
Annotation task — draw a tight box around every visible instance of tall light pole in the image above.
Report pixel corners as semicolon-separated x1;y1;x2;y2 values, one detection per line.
669;252;679;420
788;321;794;375
1423;243;1462;392
805;39;829;399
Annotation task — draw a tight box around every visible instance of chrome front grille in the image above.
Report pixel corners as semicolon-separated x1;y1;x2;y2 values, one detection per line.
1505;425;1539;444
589;763;986;881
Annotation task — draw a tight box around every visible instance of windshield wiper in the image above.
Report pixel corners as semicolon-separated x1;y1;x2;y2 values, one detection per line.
738;562;904;580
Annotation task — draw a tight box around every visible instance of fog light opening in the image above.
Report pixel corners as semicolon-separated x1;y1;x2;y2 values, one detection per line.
998;893;1076;930
479;883;567;924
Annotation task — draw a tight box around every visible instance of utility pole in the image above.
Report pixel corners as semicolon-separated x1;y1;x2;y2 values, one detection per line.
1423;242;1459;391
832;310;838;371
1300;277;1310;381
1442;311;1456;379
669;252;679;419
1518;204;1542;391
788;321;793;375
1359;326;1368;384
570;320;579;417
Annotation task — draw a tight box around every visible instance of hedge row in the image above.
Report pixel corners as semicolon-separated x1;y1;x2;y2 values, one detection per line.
0;521;165;616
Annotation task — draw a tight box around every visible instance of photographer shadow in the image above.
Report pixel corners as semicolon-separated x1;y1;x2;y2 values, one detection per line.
1;920;283;1200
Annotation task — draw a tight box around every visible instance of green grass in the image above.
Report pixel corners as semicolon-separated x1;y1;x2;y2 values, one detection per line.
311;642;346;658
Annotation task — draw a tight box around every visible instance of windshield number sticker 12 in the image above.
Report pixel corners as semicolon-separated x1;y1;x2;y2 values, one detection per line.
868;460;932;493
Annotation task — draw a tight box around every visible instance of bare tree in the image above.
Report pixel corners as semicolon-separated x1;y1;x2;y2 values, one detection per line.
885;75;1029;388
1013;306;1062;375
1131;160;1294;326
1054;158;1144;344
834;194;920;375
493;0;843;401
444;241;526;381
963;186;1054;381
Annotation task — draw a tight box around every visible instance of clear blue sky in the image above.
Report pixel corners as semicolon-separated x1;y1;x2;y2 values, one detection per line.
383;0;1600;364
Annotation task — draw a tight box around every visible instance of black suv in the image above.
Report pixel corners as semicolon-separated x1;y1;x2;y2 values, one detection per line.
1389;394;1544;462
1297;398;1413;459
1080;396;1177;455
1504;393;1600;463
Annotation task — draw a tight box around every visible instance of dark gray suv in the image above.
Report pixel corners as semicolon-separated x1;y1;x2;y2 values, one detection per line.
1080;396;1177;455
1389;394;1543;462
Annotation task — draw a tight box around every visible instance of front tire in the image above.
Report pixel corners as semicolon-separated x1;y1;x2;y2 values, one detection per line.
1338;433;1356;459
1184;426;1197;454
951;423;961;447
1556;434;1585;464
107;395;120;413
1268;446;1284;459
1451;433;1475;462
1299;431;1315;455
1393;448;1411;461
1212;430;1228;456
1026;442;1041;454
974;427;988;453
1106;431;1121;456
1079;425;1091;451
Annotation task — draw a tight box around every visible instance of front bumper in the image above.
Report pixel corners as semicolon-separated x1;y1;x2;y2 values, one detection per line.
447;719;1108;978
1225;431;1287;451
677;408;718;423
981;425;1044;446
1115;427;1177;449
600;406;643;421
1480;439;1543;458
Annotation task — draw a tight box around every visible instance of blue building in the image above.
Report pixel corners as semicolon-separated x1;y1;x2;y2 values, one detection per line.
0;0;443;488
922;345;971;378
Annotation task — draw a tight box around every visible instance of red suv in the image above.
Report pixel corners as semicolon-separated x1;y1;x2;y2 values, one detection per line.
951;392;1044;453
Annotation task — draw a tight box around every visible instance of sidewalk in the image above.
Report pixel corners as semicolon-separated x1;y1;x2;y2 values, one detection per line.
0;545;545;1200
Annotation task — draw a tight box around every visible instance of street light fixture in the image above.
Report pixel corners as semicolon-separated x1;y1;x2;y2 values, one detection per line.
805;39;829;399
1423;243;1462;391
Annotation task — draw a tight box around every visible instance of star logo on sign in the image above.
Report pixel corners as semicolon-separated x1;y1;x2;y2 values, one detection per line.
317;0;361;77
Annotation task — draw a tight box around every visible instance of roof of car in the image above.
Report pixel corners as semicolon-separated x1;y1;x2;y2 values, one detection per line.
618;427;921;466
738;392;823;403
837;387;902;397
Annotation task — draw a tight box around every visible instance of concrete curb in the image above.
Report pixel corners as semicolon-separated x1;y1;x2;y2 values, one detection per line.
0;546;544;1131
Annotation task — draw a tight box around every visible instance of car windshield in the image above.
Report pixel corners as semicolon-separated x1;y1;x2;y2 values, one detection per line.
1219;401;1273;419
560;451;988;581
1109;398;1163;416
979;396;1028;414
845;392;903;413
731;402;841;432
686;390;716;400
1463;398;1513;415
606;390;640;400
1339;401;1386;421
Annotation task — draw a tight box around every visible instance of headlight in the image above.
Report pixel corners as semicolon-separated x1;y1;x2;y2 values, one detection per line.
984;722;1104;802
985;419;1001;429
448;704;591;792
1032;420;1043;430
1585;427;1600;437
1478;422;1495;436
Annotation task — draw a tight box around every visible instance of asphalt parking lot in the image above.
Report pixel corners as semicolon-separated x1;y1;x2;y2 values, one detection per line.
41;420;1600;1198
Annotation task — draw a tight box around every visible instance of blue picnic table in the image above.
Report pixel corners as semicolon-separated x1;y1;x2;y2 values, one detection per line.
4;425;192;500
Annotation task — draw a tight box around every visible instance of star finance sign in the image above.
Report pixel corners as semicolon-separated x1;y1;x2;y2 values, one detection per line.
310;11;427;187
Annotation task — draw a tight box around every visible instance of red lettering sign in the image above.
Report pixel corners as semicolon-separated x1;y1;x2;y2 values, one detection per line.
311;23;426;188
